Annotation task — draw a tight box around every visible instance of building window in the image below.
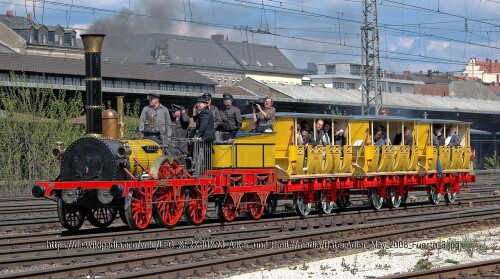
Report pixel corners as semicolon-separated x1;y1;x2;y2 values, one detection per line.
388;85;392;92
160;84;167;90
333;82;344;89
350;65;361;75
396;87;402;93
325;65;336;74
346;83;355;89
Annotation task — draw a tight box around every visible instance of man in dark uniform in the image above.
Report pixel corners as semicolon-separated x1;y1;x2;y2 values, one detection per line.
220;93;242;139
193;96;215;142
194;93;222;141
139;93;172;144
193;96;215;173
170;104;190;154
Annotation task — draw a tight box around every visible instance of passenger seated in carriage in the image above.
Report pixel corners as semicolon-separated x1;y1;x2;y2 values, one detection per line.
373;125;390;147
445;127;461;147
393;126;412;146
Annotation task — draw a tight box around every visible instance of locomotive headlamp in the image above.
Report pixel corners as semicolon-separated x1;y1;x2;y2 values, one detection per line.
97;189;114;204
51;141;65;160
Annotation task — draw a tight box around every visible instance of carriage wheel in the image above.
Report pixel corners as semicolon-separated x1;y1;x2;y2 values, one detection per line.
401;191;409;205
124;188;152;230
184;188;207;226
57;197;85;231
265;196;278;214
336;194;350;209
428;186;441;205
444;184;457;203
386;187;402;208
295;193;311;216
246;194;265;220
316;191;334;214
153;188;185;229
86;207;117;228
368;190;384;210
217;195;238;222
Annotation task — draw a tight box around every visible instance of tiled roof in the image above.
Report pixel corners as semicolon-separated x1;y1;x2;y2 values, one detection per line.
215;86;257;97
100;33;300;75
475;60;500;73
0;52;217;85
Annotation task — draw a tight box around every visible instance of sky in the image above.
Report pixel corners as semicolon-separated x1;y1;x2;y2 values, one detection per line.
1;0;500;74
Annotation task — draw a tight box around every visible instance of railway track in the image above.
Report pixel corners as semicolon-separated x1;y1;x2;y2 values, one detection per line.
0;206;497;278
0;175;498;278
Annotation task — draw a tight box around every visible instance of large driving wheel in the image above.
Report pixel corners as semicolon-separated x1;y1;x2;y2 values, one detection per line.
153;188;185;229
86;207;117;228
57;197;85;232
124;188;152;230
245;194;265;220
428;186;441;205
217;195;238;222
316;191;334;214
295;193;311;216
151;156;187;228
184;188;207;225
444;184;457;203
368;189;384;210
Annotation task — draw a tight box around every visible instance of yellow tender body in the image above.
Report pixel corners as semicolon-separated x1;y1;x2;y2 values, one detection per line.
213;133;276;168
216;115;473;179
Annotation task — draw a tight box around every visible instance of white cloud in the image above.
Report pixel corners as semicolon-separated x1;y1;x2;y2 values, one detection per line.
426;40;451;52
388;44;398;52
397;37;415;50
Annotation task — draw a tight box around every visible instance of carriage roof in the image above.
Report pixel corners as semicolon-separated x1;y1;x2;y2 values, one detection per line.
242;112;471;125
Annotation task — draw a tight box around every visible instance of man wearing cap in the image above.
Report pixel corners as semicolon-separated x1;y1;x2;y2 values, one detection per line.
139;93;172;143
220;93;242;139
193;96;216;142
193;93;222;130
170;104;190;154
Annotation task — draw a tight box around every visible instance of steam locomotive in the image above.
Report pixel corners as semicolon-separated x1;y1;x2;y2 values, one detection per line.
32;34;476;231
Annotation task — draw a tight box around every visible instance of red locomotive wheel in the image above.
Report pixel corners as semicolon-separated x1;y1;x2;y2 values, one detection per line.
153;188;185;229
57;197;85;232
184;188;206;226
217;195;238;222
124;188;152;230
246;194;265;220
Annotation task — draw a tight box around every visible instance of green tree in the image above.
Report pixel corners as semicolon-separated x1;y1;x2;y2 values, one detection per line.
484;151;500;169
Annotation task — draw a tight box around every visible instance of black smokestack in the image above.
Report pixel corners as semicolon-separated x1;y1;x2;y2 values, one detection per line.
81;34;105;135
